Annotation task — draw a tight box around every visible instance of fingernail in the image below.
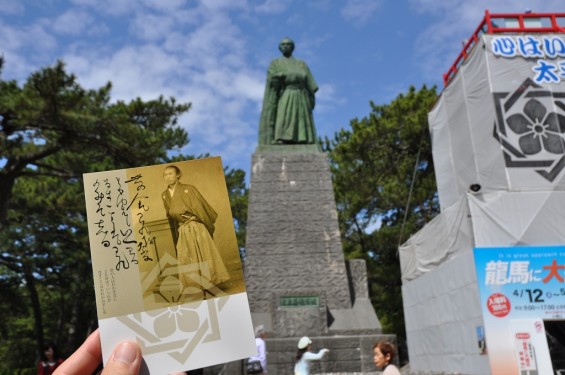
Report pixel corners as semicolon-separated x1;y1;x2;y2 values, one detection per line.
112;342;137;365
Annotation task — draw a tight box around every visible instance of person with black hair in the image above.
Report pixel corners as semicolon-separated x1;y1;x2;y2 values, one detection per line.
37;342;64;375
162;165;229;297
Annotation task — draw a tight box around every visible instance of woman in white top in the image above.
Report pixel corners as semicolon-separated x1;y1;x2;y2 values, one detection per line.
294;336;329;375
248;325;268;374
373;341;401;375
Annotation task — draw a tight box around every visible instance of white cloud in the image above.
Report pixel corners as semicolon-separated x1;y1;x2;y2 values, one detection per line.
141;0;186;13
53;9;94;35
180;13;247;71
316;83;345;114
232;73;264;102
0;22;25;51
180;85;254;157
69;0;139;16
63;54;92;77
130;12;176;42
58;2;264;167
254;0;291;14
199;0;247;12
65;44;180;100
53;0;265;171
0;0;24;15
308;0;333;12
0;51;33;81
0;19;58;81
340;0;383;25
162;31;190;53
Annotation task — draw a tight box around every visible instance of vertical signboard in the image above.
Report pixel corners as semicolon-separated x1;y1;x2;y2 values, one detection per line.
474;246;565;374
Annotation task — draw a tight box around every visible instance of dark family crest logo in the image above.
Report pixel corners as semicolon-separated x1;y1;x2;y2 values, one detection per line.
493;78;565;182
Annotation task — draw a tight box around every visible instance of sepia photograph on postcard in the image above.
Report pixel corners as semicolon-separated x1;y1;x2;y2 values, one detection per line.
83;156;255;374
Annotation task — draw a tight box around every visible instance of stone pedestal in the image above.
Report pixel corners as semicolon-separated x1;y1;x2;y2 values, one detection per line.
244;150;387;374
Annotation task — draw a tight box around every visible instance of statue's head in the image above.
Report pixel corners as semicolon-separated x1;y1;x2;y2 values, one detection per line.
278;37;295;57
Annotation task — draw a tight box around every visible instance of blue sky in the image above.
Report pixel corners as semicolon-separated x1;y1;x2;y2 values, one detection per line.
1;0;563;179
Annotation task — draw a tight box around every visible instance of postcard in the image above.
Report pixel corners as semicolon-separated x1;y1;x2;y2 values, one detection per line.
83;157;256;374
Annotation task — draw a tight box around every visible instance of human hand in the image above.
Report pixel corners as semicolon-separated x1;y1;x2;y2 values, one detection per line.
54;329;142;375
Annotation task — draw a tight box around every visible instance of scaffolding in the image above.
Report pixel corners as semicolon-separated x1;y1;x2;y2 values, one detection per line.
443;10;565;86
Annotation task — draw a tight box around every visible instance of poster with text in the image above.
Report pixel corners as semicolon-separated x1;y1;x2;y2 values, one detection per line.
84;157;256;374
474;246;565;375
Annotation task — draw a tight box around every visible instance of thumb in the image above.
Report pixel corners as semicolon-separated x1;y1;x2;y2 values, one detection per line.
102;341;142;375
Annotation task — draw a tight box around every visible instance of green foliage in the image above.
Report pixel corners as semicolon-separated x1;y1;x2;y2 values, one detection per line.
0;274;36;371
0;60;194;372
224;167;248;252
0;60;250;372
324;85;439;362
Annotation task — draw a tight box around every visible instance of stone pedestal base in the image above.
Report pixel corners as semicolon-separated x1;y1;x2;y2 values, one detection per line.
243;151;387;374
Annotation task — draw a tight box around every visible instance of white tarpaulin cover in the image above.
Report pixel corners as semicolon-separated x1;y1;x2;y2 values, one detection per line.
402;251;489;374
469;190;565;248
429;33;565;211
407;32;565;281
399;195;474;282
401;32;565;375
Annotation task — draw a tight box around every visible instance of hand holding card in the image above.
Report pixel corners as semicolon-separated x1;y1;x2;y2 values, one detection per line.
83;157;255;374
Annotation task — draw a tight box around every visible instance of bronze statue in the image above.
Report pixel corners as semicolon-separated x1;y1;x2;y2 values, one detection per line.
258;38;319;146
